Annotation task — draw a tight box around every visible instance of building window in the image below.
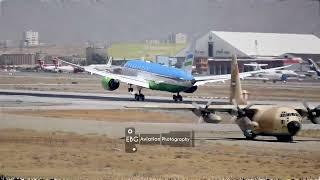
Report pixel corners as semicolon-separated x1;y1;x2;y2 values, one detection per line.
208;42;214;58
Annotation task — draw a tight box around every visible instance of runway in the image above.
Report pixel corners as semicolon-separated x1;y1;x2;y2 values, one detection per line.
0;89;214;105
1;75;320;179
0;89;319;139
0;89;319;109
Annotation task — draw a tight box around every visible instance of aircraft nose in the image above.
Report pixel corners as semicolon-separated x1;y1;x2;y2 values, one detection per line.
287;121;301;136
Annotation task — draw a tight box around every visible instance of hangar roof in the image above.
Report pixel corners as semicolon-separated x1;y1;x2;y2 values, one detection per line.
211;31;320;57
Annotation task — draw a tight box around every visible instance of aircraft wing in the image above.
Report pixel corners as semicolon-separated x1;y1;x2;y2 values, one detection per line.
125;104;273;113
193;64;292;86
125;104;236;112
60;60;149;88
257;64;293;71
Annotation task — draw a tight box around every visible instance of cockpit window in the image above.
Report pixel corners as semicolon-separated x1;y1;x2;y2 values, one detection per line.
280;112;300;117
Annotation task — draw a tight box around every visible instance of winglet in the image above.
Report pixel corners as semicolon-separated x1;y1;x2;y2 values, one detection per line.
230;55;247;105
182;52;194;73
106;56;113;67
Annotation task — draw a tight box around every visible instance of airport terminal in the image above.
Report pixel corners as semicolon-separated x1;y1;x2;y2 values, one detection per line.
176;31;320;74
0;0;320;179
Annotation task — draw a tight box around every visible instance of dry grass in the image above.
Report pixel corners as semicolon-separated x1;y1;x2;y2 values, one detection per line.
298;130;320;138
3;109;196;123
0;129;319;179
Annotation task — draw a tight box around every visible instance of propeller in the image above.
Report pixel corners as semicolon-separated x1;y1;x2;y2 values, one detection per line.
231;99;258;134
302;101;320;124
231;99;254;118
191;100;221;124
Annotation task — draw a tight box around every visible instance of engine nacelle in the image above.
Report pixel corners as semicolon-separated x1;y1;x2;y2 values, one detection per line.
203;113;222;123
310;116;320;124
280;74;289;81
183;86;198;93
101;77;120;91
73;68;84;73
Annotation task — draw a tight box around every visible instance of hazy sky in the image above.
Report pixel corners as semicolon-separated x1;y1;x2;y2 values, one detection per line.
0;0;319;44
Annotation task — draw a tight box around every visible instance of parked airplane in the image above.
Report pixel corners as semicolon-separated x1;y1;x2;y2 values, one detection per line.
37;59;58;72
306;58;320;78
244;63;297;83
53;58;84;73
62;53;288;102
129;55;320;142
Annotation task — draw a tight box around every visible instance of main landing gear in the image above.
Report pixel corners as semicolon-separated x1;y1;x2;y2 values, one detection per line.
128;85;134;93
173;93;183;102
129;85;145;101
134;91;145;101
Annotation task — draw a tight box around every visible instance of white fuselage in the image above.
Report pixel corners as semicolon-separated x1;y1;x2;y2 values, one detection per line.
57;65;74;73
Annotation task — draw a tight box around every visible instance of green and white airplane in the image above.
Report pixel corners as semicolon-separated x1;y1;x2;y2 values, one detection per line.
63;53;289;102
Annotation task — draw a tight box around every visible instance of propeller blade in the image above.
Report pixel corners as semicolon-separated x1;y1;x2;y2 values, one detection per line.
302;100;311;111
244;104;255;110
231;99;237;106
192;102;201;110
198;116;204;124
230;109;238;117
302;101;320;124
205;100;214;109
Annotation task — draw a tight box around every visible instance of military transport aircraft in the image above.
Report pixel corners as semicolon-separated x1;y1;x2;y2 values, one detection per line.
128;55;320;142
62;53;289;102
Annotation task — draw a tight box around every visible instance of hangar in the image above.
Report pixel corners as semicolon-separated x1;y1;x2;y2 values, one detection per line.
177;31;320;74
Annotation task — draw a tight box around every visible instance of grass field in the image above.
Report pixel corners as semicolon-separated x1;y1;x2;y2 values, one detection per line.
107;43;186;60
1;129;319;179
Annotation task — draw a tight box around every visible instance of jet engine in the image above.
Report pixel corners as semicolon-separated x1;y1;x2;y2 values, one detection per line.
280;74;289;81
73;67;84;73
192;101;222;123
101;77;120;91
184;86;198;93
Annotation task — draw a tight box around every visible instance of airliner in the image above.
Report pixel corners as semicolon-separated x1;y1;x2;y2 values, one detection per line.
54;57;113;73
63;53;285;102
244;63;295;83
52;58;84;73
38;59;58;72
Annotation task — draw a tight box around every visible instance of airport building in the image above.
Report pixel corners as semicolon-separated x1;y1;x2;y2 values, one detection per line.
86;46;108;65
168;33;188;44
0;53;36;66
23;30;39;47
177;31;320;74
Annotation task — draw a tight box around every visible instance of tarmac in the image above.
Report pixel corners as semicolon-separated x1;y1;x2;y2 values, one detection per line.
0;89;319;139
1;73;320;178
0;71;320;141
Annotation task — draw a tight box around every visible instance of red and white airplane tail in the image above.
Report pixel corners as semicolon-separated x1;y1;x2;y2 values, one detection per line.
52;57;62;68
37;59;45;69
